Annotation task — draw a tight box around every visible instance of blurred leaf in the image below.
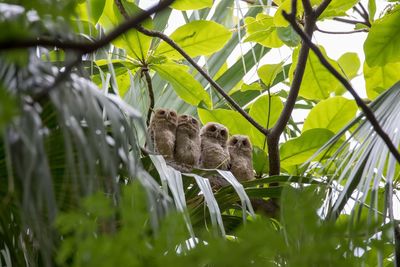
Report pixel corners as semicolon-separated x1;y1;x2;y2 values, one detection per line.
76;0;106;24
152;63;212;107
252;147;269;175
364;61;400;100
244;14;283;48
303;96;358;133
0;87;18;130
171;0;213;10
155;20;232;59
368;0;376;20
364;7;400;67
276;26;300;47
280;128;335;166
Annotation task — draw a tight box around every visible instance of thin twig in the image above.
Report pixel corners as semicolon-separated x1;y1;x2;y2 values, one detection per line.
316;27;368;34
282;10;400;165
135;25;268;136
332;17;369;26
0;0;175;52
143;68;155;126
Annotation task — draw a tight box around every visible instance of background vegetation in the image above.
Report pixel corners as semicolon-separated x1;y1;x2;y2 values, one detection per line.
0;0;399;266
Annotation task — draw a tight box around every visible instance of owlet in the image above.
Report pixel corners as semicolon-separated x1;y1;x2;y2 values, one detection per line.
200;122;230;170
148;108;177;161
228;135;254;182
173;114;201;171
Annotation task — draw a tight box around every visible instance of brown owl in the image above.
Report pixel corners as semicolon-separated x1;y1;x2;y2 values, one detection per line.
148;108;177;161
173;114;201;171
200;122;230;170
228;135;254;182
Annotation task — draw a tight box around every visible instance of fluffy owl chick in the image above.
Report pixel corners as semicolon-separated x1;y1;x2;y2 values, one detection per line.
148;108;177;161
228;135;254;182
200;122;230;170
173;114;201;170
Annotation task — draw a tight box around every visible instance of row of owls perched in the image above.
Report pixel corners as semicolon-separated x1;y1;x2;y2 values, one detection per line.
148;108;254;183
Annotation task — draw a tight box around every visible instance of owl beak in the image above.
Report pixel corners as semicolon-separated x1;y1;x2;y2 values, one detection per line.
166;113;170;120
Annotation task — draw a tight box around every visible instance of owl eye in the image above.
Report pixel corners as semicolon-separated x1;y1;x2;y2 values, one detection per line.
191;118;197;124
170;111;177;117
208;125;217;132
157;110;166;115
232;138;238;145
242;139;248;146
220;129;227;136
181;115;188;119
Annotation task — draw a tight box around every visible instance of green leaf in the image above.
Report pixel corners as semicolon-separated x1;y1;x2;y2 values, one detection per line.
99;0;152;61
334;52;360;94
368;0;376;21
290;46;343;100
249;95;283;148
170;0;213;10
319;0;359;18
303;96;358;133
364;61;400;100
151;63;211;107
257;63;284;86
280;128;335;166
76;0;106;24
244;14;283;48
0;87;19;131
253;147;269;175
155;20;232;59
276;26;300;47
273;0;303;27
364;8;400;67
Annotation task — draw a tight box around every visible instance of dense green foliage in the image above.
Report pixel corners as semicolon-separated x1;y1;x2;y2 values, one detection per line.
0;0;399;266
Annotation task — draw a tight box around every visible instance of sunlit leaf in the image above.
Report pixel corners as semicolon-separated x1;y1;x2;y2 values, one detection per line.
364;61;400;100
76;0;106;24
364;7;400;67
155;20;232;59
257;63;284;87
303;96;358;133
290;46;343;100
171;0;213;10
276;26;300;47
280;128;335;166
151;63;212;107
319;0;359;18
244;14;283;48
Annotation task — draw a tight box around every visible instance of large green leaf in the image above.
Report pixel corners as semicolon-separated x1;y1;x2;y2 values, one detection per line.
249;95;283;148
364;61;400;100
98;0;152;61
334;53;360;95
303;96;357;133
155;20;232;59
290;46;343;100
76;0;106;24
170;0;213;10
319;0;359;18
151;63;212;107
244;14;283;48
280;128;335;166
364;7;400;67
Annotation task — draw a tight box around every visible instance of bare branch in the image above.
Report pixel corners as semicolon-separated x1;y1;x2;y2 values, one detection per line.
0;0;175;52
314;0;332;17
135;25;268;136
143;68;155;126
316;27;368;34
283;10;400;164
332;17;370;26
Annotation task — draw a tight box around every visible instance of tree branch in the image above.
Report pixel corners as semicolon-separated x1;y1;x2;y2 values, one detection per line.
135;25;268;136
0;0;175;53
316;27;368;34
332;17;369;26
283;10;400;165
143;68;155;126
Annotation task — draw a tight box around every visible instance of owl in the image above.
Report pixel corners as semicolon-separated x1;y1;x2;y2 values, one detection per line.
228;135;254;182
200;122;230;170
148;108;177;161
173;114;201;171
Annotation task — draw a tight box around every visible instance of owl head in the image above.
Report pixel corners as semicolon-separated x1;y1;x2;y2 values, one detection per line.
152;108;178;126
228;135;252;156
177;114;200;135
200;122;229;145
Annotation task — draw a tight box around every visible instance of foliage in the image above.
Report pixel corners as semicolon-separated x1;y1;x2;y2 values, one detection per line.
0;0;399;266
